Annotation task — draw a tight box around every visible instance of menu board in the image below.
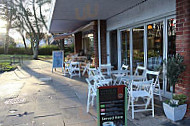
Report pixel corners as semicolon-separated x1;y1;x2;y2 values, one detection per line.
52;51;64;72
97;85;127;126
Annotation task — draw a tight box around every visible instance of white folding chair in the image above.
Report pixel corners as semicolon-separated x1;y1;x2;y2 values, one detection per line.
86;77;98;113
99;64;112;77
93;68;112;86
134;65;146;77
146;70;162;101
64;60;71;75
69;62;81;78
86;75;110;113
112;64;129;85
82;62;90;76
128;80;154;119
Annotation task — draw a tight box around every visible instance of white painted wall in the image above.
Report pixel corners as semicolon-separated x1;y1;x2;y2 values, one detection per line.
107;0;176;31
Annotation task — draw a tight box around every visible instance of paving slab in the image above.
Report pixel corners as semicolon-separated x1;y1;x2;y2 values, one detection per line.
3;112;34;126
33;114;64;126
66;120;97;126
61;107;94;125
58;97;82;109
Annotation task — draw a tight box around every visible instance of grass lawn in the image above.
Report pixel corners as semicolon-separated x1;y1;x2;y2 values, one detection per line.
0;54;52;72
0;54;52;62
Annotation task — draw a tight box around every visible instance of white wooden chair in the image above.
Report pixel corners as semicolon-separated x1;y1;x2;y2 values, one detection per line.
112;64;129;85
69;62;81;78
146;70;162;101
64;60;71;75
82;63;90;76
99;64;112;77
86;77;98;113
134;65;146;77
93;68;112;86
128;80;154;119
86;75;111;112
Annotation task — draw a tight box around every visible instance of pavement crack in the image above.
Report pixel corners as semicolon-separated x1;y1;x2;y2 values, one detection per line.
34;113;62;119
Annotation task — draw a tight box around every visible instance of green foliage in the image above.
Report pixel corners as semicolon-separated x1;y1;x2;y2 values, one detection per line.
38;45;59;55
164;94;187;107
0;45;74;56
0;47;32;55
173;94;187;105
0;62;17;72
164;54;186;88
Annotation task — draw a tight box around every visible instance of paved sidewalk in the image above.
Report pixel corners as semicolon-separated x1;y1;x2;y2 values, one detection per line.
0;60;189;126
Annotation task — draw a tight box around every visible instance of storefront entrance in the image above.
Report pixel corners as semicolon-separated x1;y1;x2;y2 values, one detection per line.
108;17;176;98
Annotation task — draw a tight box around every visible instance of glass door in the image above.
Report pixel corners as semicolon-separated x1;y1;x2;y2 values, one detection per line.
110;30;118;69
121;29;130;66
147;21;164;90
132;26;144;69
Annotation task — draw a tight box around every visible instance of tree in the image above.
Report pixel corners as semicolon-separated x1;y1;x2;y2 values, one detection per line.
12;0;51;59
0;0;16;54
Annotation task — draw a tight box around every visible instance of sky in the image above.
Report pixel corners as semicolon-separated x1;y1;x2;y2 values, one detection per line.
0;19;22;43
0;1;51;44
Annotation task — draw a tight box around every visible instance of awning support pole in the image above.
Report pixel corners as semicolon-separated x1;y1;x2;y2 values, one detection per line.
98;20;101;67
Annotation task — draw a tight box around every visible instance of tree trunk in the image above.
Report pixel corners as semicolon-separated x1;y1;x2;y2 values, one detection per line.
23;36;27;50
33;44;39;60
4;34;9;54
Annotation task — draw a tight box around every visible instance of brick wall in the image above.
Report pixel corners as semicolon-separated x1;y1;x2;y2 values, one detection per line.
175;0;190;117
74;32;82;53
93;20;107;67
93;21;99;67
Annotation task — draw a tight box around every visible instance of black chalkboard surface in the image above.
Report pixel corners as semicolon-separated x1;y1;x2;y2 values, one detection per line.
97;85;127;126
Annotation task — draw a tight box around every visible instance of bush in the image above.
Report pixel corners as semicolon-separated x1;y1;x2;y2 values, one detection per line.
38;45;59;55
0;47;32;55
0;45;74;56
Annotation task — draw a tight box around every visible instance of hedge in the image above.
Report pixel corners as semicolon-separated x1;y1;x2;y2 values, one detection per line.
0;45;74;56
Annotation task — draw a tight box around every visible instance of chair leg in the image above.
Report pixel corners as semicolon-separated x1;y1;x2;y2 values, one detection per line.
158;84;162;101
152;96;154;117
82;67;86;76
79;70;81;78
145;97;150;109
87;89;91;113
92;95;95;106
132;98;135;119
128;96;131;110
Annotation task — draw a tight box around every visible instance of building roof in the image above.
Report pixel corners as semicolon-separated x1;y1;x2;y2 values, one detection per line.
48;0;145;33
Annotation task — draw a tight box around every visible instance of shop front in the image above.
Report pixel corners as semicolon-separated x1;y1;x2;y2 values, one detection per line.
49;0;190;114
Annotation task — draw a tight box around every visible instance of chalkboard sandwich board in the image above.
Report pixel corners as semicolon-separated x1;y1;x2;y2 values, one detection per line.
97;85;127;126
52;51;64;72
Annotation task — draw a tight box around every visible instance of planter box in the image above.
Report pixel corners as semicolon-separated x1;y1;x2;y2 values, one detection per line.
163;102;187;121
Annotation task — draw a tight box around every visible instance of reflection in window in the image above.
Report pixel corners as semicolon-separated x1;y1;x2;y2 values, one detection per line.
147;21;163;90
168;18;176;57
82;34;94;60
167;18;176;92
147;22;163;71
132;26;144;68
121;29;130;66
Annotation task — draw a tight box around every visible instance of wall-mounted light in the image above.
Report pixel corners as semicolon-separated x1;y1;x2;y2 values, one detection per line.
148;25;153;30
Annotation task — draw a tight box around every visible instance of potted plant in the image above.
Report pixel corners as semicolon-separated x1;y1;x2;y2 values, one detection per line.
163;54;187;121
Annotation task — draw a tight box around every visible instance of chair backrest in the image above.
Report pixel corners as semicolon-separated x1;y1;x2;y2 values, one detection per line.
134;65;146;76
121;64;128;70
146;70;160;87
70;62;80;68
100;64;112;76
131;79;154;94
86;78;97;94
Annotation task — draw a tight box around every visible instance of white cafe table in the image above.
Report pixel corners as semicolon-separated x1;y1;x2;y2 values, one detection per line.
118;75;146;85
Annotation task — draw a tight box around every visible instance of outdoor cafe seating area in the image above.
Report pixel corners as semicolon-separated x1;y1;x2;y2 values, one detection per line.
63;55;162;119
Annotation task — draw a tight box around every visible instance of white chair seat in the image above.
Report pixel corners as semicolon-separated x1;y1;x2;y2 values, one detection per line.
131;91;150;98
